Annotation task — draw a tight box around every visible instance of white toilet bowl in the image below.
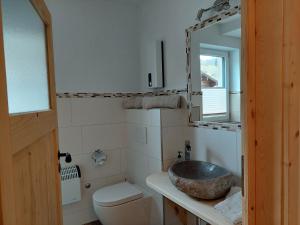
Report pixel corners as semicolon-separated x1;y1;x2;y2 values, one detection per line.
93;182;151;225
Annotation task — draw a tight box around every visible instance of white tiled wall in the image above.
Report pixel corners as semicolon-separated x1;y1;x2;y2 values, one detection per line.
186;127;242;184
161;109;242;225
57;98;128;225
160;109;242;182
126;109;164;225
70;98;126;126
161;109;188;170
58;99;242;225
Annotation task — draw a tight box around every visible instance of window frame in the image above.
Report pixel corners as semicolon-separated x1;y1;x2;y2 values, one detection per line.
200;48;230;122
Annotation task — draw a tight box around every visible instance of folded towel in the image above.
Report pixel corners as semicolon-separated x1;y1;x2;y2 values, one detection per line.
122;97;143;109
142;95;181;109
214;191;242;225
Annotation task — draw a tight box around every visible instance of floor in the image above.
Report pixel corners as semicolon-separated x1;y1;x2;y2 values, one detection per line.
84;221;102;225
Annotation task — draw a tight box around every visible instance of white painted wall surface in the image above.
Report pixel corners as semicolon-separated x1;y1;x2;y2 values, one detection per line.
138;0;211;91
45;0;141;93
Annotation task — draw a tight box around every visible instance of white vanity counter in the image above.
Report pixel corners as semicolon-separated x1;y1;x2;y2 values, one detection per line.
146;172;234;225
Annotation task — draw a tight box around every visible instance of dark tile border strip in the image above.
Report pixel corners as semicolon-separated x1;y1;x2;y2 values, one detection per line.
56;90;241;131
190;121;242;131
56;89;200;99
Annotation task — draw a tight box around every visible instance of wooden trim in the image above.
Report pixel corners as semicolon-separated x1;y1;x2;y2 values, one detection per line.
255;0;284;222
0;1;17;224
243;0;295;224
31;0;51;25
31;0;58;113
284;0;300;224
28;1;63;225
164;197;188;225
46;17;58;113
242;0;256;224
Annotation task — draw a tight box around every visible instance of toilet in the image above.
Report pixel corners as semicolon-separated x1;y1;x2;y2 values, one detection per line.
93;182;151;225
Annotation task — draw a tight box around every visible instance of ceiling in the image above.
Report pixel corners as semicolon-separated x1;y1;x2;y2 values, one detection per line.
218;15;241;38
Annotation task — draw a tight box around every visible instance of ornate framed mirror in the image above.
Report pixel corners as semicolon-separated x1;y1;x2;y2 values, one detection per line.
186;3;241;127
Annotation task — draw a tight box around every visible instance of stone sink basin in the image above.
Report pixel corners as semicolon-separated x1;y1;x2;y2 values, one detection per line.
168;160;233;200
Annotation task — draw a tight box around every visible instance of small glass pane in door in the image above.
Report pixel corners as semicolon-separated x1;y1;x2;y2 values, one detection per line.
2;0;50;114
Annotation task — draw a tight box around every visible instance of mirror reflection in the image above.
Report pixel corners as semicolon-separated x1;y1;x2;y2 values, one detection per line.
189;14;241;123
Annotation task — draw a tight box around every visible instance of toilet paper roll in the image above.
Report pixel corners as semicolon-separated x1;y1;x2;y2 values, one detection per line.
91;150;107;166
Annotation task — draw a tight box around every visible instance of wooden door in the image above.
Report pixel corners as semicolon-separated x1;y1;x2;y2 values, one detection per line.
243;0;300;224
0;0;63;225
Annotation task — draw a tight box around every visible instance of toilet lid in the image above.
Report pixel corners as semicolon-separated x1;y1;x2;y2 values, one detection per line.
93;182;143;207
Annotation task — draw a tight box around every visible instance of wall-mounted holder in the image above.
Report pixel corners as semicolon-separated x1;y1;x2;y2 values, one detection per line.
58;150;72;163
91;149;107;166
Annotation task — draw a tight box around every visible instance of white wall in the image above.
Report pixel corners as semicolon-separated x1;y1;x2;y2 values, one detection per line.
138;0;211;91
229;50;241;92
45;0;141;93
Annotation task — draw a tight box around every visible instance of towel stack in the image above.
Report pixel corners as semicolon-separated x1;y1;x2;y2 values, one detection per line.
123;95;181;109
214;187;242;225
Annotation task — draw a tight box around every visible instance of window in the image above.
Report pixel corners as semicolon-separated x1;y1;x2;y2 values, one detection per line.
200;49;229;121
3;0;50;114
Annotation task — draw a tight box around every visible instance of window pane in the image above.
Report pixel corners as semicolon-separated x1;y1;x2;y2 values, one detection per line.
203;88;227;115
2;0;50;114
200;55;224;88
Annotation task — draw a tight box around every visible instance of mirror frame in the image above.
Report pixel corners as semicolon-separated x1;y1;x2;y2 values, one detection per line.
186;4;241;127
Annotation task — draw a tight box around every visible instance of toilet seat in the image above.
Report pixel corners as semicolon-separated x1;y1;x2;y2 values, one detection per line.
93;182;143;207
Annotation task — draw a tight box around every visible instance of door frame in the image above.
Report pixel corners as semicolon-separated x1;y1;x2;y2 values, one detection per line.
243;0;300;224
242;0;255;224
0;0;299;224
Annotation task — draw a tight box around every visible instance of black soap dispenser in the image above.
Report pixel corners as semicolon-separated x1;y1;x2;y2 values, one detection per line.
177;151;183;161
